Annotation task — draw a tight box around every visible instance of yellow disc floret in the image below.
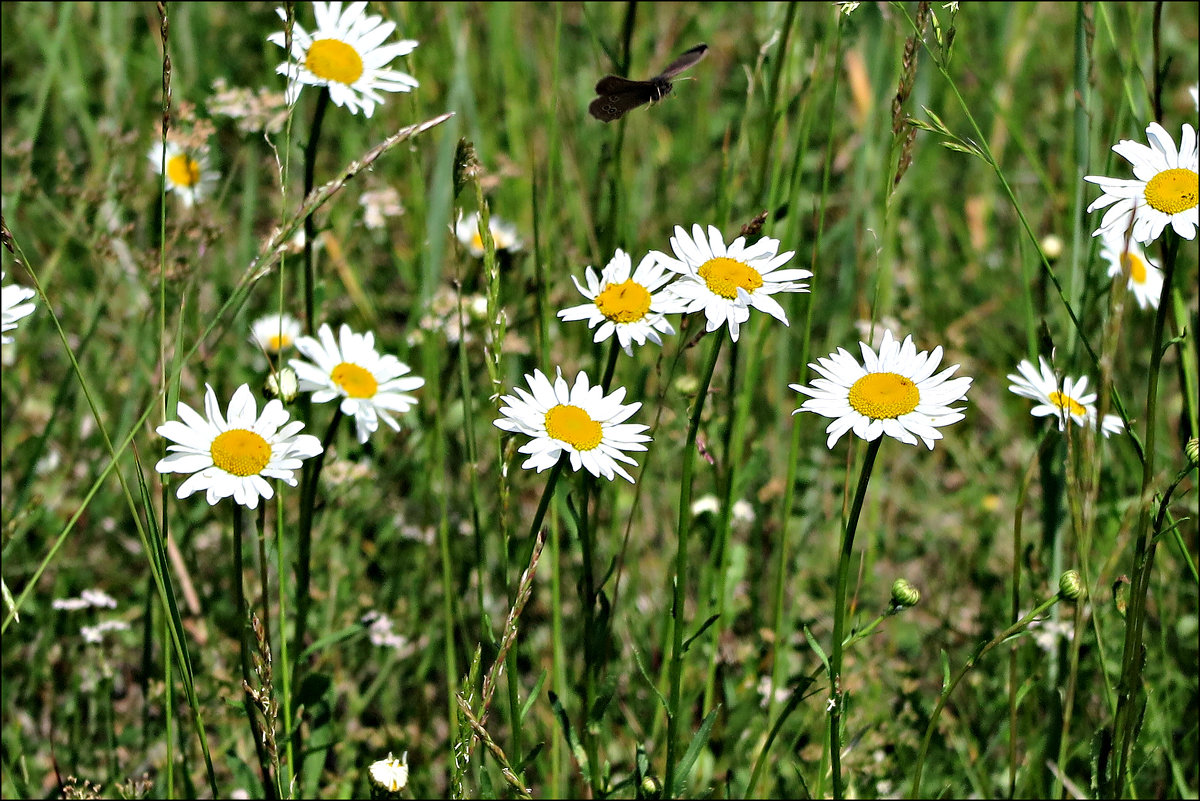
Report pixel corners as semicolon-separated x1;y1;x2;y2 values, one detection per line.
698;257;763;300
211;429;272;477
306;38;365;85
332;362;378;398
1144;167;1198;216
595;279;652;324
848;372;920;419
545;404;603;450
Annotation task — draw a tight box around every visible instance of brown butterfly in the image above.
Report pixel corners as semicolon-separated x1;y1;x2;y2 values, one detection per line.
588;43;708;122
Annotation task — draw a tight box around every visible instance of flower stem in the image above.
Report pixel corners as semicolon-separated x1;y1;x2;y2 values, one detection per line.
664;332;723;799
234;505;276;799
301;87;329;335
829;437;881;801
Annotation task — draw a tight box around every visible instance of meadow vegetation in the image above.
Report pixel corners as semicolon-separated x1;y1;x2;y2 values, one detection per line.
1;2;1197;798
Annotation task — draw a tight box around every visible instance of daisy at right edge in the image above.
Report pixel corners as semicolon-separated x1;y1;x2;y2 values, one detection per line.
790;330;972;450
1084;122;1198;245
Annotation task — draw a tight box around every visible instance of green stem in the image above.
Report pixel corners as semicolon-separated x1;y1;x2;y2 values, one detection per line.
829;437;881;801
1111;233;1178;797
664;332;724;799
234;506;275;800
294;407;342;664
910;594;1064;797
301;87;329;335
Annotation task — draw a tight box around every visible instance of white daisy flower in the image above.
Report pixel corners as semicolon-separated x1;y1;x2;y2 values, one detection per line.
1007;357;1124;438
557;249;684;355
148;140;219;207
267;1;419;119
1098;227;1164;310
2;271;37;344
249;313;303;354
494;368;651;483
455;210;523;257
368;752;409;794
289;323;424;443
653;224;811;343
155;384;322;509
790;330;972;450
1084;122;1198;244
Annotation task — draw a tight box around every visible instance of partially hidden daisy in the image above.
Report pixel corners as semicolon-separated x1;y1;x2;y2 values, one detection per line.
1084;122;1198;244
268;1;419;118
289;323;424;443
557;248;684;355
155;384;322;509
368;752;409;795
148;140;219;207
2;271;37;344
653;224;811;343
1098;227;1164;310
790;330;972;450
494;368;650;483
1007;357;1124;438
249;312;303;354
455;211;523;257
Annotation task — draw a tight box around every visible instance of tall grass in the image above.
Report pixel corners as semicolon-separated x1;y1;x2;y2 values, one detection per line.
2;2;1197;798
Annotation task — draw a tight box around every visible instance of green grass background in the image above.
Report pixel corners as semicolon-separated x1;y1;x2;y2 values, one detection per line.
1;2;1197;798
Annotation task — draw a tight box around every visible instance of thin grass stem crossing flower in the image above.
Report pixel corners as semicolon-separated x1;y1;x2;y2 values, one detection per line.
148;140;218;207
155;384;322;509
1085;122;1198;244
268;1;419;118
557;248;683;355
1007;357;1124;437
493;368;650;483
790;330;972;449
250;313;303;354
653;224;811;343
455;210;523;257
289;323;425;444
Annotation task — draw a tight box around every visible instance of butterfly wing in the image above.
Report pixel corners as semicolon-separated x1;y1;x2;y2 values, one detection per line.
589;89;652;122
657;43;708;80
594;75;650;94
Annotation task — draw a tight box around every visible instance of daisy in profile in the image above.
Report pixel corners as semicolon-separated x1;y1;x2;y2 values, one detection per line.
2;271;37;344
455;210;523;257
148;140;218;207
289;323;424;443
790;330;972;450
155;384;322;509
653;224;811;343
557;248;683;355
367;752;409;797
1007;357;1124;437
1098;227;1163;310
1084;122;1198;244
268;1;419;118
494;368;650;483
249;312;303;354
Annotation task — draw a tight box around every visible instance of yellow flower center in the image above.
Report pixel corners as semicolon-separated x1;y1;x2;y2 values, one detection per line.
1120;251;1147;284
1143;167;1198;216
1048;391;1087;417
471;232;484;251
266;333;293;352
698;257;763;300
166;153;201;188
211;429;271;477
595;279;652;324
332;362;378;398
305;38;364;85
848;372;919;419
544;404;603;451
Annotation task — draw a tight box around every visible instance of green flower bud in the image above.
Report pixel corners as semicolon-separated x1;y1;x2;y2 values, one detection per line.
1186;437;1198;467
1113;575;1130;618
639;774;663;800
890;578;920;608
1058;570;1084;602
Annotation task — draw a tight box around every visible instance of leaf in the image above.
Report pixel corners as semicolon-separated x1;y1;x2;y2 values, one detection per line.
671;707;719;797
548;691;591;784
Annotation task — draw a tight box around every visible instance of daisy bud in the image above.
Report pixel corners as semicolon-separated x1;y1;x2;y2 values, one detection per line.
1186;437;1198;467
890;578;921;609
640;775;663;800
1058;570;1084;602
264;367;299;404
